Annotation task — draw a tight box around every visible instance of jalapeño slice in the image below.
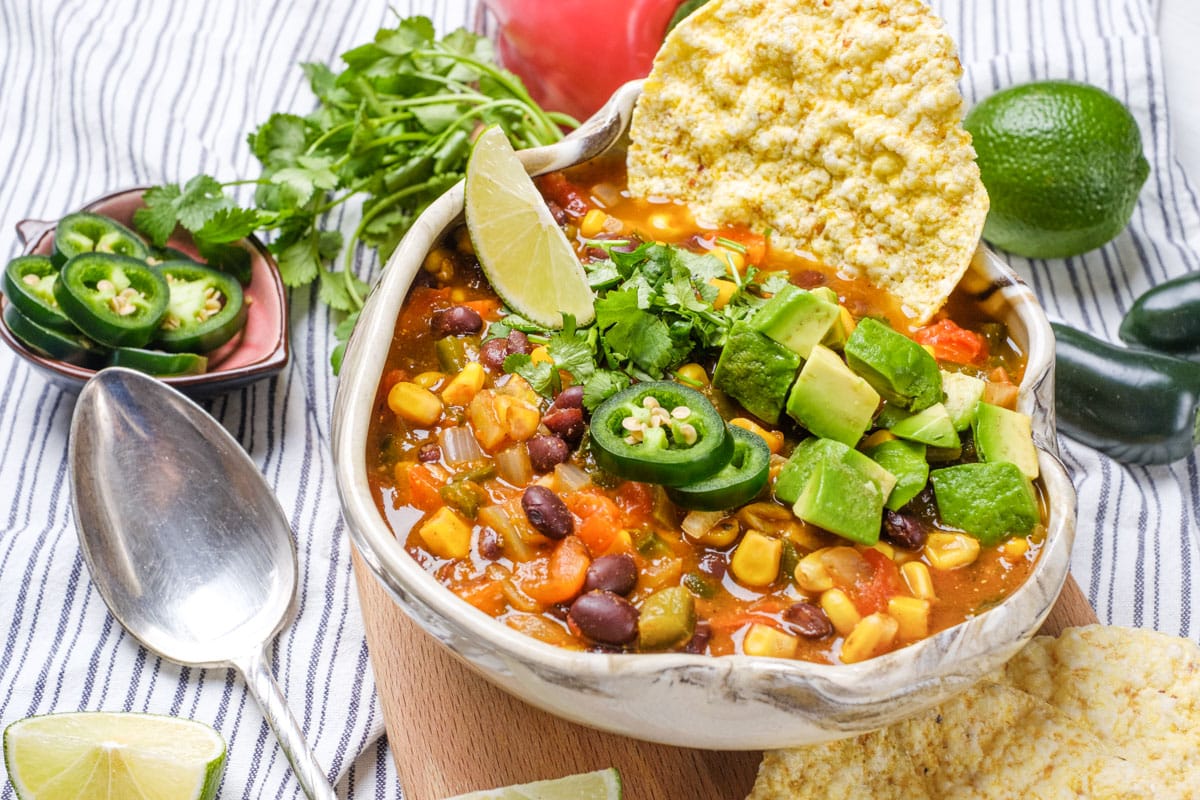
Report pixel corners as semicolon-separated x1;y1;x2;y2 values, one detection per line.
52;212;149;266
108;346;208;376
589;381;732;486
152;261;247;353
3;302;105;366
666;425;771;511
2;255;75;332
54;253;169;348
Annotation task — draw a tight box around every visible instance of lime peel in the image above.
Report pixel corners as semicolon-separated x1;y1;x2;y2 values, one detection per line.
445;767;623;799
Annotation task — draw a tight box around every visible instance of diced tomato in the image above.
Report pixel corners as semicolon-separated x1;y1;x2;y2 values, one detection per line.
535;172;592;219
404;463;445;513
564;491;622;556
614;481;655;522
852;548;904;615
914;319;989;366
520;536;592;604
398;286;452;337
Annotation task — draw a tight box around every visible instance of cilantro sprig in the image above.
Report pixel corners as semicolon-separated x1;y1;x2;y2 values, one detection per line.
133;15;576;370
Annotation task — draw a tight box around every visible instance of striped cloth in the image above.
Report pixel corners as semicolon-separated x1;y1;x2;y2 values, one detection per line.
0;1;1194;798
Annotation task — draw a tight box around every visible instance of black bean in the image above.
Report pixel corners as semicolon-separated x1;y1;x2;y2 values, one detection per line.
569;591;639;645
697;552;727;580
527;435;570;472
551;385;585;412
417;443;441;463
546;199;568;226
782;602;834;639
542;406;586;447
478;528;503;560
882;509;929;550
684;620;712;654
506;330;532;355
480;338;510;371
521;485;573;540
582;553;637;596
433;305;483;337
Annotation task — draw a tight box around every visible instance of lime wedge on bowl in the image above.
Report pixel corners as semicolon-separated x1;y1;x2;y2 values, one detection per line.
445;767;622;800
464;125;595;328
4;711;226;800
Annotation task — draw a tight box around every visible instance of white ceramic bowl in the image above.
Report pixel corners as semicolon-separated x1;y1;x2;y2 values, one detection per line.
332;81;1076;749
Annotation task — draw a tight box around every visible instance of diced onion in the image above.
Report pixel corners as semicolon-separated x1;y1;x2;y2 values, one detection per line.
496;444;533;486
479;504;533;562
439;426;485;465
681;509;728;541
553;462;591;492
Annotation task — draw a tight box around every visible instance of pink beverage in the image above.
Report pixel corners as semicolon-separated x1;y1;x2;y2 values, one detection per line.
476;0;689;121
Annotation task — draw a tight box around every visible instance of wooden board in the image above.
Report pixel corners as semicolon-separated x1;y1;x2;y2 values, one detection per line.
350;548;1097;800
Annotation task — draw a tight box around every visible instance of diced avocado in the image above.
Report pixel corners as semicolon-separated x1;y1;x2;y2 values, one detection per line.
930;462;1040;545
844;318;942;411
750;285;841;359
785;344;880;445
865;438;929;511
972;402;1039;479
941;370;987;431
793;457;891;545
638;586;697;650
810;286;839;305
882;402;961;449
713;322;801;423
774;436;897;506
822;304;857;351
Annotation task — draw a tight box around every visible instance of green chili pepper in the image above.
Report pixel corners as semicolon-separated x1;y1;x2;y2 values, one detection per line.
665;425;771;510
54;253;170;348
1118;272;1200;357
107;346;208;376
3;302;104;366
2;255;75;332
52;212;149;267
152;261;247;353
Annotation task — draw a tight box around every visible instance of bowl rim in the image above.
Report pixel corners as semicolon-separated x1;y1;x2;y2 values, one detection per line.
332;79;1075;732
1;185;289;394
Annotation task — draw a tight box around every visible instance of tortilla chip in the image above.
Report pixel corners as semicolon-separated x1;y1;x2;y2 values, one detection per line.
996;626;1200;800
627;0;988;324
748;682;1153;800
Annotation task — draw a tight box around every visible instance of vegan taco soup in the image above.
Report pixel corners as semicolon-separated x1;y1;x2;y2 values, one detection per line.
364;151;1044;666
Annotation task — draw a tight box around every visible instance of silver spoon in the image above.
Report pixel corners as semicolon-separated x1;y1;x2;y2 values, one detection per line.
68;367;338;800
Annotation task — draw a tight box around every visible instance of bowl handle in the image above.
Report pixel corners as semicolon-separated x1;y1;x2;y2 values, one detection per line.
16;218;54;247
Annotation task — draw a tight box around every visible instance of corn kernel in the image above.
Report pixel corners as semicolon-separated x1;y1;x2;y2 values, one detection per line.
450;288;467;303
730;531;783;587
860;430;897;450
604;529;635;555
580;209;609;238
417;507;472;559
1002;536;1030;559
388;381;443;426
454;226;474;255
924;532;981;571
820;588;861;636
422;247;453;274
413;371;445;390
742;623;799;658
887;596;930;641
730;417;784;454
691;517;740;548
441;362;486;406
709;278;738;309
840;613;899;663
901;561;936;600
871;541;896;560
675;362;709;387
795;551;834;593
530;346;553;365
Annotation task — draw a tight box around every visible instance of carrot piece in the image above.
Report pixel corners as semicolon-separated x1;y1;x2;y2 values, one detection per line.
456;579;507;617
404;463;445;513
565;491;622;556
521;536;591;604
460;298;502;320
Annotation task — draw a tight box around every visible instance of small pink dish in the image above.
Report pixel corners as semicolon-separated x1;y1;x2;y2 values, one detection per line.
0;187;288;395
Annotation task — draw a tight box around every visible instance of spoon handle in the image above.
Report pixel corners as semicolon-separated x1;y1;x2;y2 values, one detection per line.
233;648;339;800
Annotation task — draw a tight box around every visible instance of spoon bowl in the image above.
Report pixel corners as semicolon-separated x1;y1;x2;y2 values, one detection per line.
69;367;336;799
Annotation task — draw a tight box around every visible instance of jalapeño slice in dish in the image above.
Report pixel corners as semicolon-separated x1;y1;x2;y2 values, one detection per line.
589;381;732;486
52;211;149;266
666;424;771;511
2;255;75;332
152;261;247;353
53;253;169;348
108;346;208;376
3;302;104;366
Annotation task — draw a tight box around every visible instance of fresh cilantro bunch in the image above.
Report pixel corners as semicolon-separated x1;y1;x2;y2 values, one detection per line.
132;15;575;369
496;241;790;409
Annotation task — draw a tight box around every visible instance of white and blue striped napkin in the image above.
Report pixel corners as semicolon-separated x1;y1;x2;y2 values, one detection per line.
0;1;1195;798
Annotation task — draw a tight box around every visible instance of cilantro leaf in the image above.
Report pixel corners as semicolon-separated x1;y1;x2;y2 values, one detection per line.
133;184;183;246
583;370;631;412
318;266;369;312
594;288;676;377
547;316;596;383
194;207;263;244
503;353;556;395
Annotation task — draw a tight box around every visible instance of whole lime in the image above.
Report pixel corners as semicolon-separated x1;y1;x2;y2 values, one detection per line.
964;80;1149;259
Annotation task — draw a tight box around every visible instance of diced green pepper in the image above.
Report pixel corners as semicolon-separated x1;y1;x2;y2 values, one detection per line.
638;586;696;650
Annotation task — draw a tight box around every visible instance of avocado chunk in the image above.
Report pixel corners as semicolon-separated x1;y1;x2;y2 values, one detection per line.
879;402;961;449
785;344;880;445
638;586;697;650
865;438;929;511
774;435;897;509
972;401;1039;479
749;284;841;359
941;370;987;431
713;322;801;423
844;317;942;411
930;462;1039;545
793;456;892;545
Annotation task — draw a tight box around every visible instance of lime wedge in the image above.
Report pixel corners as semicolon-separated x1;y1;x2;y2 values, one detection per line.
445;767;623;800
4;712;226;800
464;125;595;329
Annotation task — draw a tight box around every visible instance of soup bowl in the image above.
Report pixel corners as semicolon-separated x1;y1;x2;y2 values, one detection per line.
331;80;1075;749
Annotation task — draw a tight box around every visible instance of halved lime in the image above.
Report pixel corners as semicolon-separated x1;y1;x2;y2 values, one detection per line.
4;711;226;800
464;125;595;329
446;767;623;800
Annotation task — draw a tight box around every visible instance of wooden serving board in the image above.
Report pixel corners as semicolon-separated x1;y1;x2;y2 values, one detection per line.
350;548;1097;800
